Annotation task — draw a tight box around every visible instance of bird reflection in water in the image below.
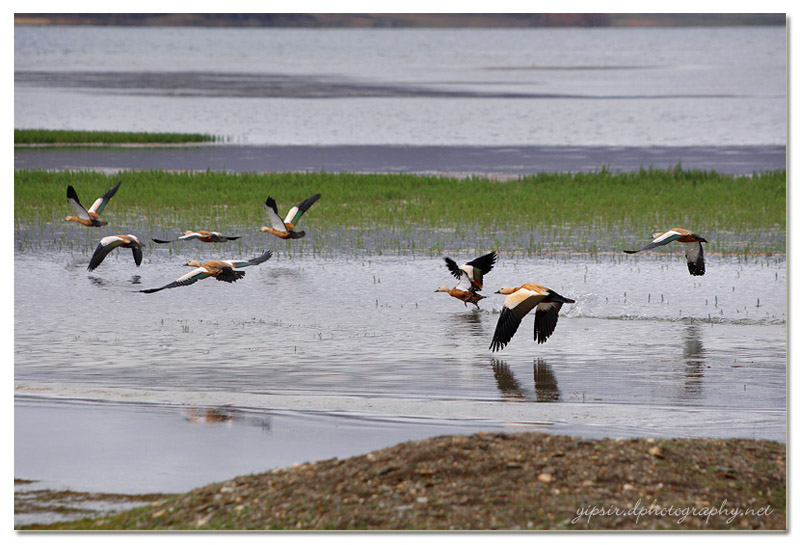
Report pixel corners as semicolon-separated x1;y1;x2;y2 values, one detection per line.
533;360;560;402
490;359;527;400
184;407;272;432
489;358;561;403
681;324;706;397
87;275;108;287
451;310;484;333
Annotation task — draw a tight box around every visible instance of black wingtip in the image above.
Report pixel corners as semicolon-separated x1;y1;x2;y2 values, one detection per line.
265;196;279;215
297;193;322;212
688;265;705;276
444;257;461;278
249;249;274;265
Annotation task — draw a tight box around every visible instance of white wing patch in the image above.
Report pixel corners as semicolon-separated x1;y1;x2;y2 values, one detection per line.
266;207;288;232
685;242;702;262
454;274;473;291
88;197;105;214
175;268;208;283
504;288;539;309
68;198;91;220
99;235;124;247
652;230;681;243
284;205;301;225
536;302;560;313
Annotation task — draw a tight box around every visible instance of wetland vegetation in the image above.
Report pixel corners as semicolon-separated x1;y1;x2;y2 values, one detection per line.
14;129;217;145
14;167;786;256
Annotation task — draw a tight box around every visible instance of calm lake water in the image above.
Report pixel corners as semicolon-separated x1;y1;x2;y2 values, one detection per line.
14;25;786;146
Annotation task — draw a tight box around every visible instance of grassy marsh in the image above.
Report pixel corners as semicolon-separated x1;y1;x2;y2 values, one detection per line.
13;168;786;256
14;129;217;145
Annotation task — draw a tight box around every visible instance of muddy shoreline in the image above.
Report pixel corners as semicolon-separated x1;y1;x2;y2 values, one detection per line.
19;431;786;530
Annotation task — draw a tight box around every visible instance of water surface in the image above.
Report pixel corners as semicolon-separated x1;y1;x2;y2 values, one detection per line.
13;235;786;520
14;26;786;146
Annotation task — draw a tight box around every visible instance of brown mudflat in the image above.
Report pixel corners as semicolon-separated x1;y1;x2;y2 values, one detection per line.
20;431;785;531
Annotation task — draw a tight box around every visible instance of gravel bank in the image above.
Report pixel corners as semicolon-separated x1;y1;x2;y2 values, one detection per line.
21;431;786;531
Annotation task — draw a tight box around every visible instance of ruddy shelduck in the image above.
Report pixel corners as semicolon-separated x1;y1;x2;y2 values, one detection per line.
624;228;708;276
444;251;497;292
152;230;241;244
140;250;273;293
489;284;575;351
87;234;144;271
261;194;321;239
436;251;497;308
66;182;121;227
436;275;486;308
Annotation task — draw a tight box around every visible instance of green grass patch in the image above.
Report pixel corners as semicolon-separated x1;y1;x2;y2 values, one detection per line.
14;129;217;145
13;167;786;255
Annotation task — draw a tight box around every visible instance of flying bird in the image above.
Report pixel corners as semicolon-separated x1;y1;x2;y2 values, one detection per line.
436;251;497;308
624;228;708;276
435;273;487;308
444;251;497;292
489;283;575;352
261;194;321;239
140;250;273;293
66;182;121;227
152;230;241;244
87;234;144;271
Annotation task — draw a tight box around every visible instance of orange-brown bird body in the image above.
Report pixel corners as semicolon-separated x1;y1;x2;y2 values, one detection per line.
490;283;575;351
625;228;708;276
66;182;121;227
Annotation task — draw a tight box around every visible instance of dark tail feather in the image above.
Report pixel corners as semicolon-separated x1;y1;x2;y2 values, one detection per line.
547;290;575;304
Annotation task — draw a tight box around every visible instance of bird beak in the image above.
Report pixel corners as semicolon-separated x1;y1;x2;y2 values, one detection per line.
494;290;501;294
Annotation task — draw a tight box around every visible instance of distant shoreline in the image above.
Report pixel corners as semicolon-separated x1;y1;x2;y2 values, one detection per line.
13;13;786;28
14;144;787;177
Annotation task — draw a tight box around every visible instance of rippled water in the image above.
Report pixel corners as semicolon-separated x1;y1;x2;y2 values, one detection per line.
14;236;786;500
15;245;785;410
14;26;786;146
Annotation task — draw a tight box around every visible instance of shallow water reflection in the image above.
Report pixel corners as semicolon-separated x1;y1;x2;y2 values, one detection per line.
490;359;528;400
681;324;706;398
533;361;561;403
15;249;786;469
